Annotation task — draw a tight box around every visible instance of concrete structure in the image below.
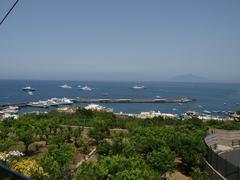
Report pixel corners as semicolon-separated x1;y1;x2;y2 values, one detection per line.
205;129;240;180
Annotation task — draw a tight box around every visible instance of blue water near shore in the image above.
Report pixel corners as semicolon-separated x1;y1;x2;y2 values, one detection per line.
0;80;240;114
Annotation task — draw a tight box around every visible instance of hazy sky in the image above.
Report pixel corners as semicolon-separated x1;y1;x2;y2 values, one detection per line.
0;0;240;81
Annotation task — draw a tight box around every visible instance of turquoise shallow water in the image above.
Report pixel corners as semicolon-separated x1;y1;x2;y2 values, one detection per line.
0;80;239;114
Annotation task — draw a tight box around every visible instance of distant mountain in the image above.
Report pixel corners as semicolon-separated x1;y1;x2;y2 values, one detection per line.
170;74;211;83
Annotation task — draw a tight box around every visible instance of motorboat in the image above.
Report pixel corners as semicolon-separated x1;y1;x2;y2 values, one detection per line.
60;84;72;89
22;86;35;91
132;85;145;89
27;91;33;96
203;110;211;114
80;86;92;91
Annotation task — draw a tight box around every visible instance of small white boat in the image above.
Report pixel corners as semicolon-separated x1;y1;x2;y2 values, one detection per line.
80;86;92;91
203;110;211;114
198;105;203;108
27;91;33;96
22;86;35;91
155;96;161;98
77;85;82;88
60;84;72;89
132;85;145;89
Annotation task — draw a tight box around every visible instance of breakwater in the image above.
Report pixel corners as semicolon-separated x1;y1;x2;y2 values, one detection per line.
72;98;196;103
0;97;196;110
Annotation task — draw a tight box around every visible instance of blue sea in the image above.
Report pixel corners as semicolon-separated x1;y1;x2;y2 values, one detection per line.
0;80;240;114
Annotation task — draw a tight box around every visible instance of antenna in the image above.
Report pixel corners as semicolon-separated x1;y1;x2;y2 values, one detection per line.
0;0;19;26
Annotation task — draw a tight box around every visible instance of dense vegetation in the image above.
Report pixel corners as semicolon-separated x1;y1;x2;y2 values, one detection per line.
1;108;240;179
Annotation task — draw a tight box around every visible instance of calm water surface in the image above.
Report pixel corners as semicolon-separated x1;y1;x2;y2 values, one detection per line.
0;80;239;114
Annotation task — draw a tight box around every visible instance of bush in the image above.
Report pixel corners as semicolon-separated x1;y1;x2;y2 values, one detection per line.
97;140;111;156
190;168;208;180
146;147;175;175
11;159;48;179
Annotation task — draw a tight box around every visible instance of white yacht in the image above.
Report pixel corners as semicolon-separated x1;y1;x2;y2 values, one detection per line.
80;86;92;91
60;84;72;89
22;86;35;91
132;83;145;89
132;85;145;89
52;97;73;105
29;98;73;108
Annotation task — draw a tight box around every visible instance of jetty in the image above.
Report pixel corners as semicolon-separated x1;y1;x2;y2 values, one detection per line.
0;97;196;110
72;98;196;104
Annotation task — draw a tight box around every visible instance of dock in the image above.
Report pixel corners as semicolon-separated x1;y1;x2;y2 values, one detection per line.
72;98;196;104
0;97;196;110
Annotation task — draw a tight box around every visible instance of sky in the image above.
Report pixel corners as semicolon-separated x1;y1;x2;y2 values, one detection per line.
0;0;240;82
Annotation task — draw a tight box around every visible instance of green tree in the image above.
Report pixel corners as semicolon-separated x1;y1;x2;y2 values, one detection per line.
190;168;208;180
0;139;15;151
97;140;112;156
146;147;175;175
76;155;158;180
48;144;74;166
16;128;35;154
39;154;69;180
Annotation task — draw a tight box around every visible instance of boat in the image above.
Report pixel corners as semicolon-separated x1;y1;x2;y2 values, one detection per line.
29;98;73;108
1;106;19;114
85;104;113;112
51;97;73;105
132;84;145;89
60;84;72;89
80;86;92;91
27;91;33;96
22;86;35;91
77;85;82;88
203;110;211;114
155;96;161;98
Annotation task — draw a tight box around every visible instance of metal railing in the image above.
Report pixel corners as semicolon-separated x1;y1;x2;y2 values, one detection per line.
206;145;240;180
0;164;29;180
